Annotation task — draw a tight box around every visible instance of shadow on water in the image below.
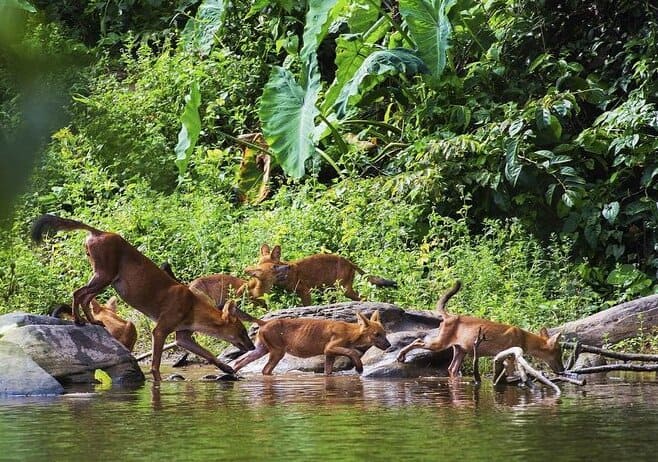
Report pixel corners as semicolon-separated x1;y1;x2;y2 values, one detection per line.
1;367;658;460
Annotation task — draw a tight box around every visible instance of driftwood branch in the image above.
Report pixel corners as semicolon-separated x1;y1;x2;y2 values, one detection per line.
493;347;561;396
134;342;178;362
563;342;658;363
472;326;487;384
569;364;658;374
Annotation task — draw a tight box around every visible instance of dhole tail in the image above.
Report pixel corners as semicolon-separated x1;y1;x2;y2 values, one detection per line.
436;280;462;316
353;264;398;288
31;214;103;243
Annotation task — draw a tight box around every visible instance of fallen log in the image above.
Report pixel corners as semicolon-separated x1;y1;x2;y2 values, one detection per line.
550;294;658;346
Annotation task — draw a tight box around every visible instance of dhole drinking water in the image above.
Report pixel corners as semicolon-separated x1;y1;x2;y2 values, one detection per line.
396;281;564;376
31;214;255;381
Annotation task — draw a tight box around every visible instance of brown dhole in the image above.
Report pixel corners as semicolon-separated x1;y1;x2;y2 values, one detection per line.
31;214;255;381
160;261;282;309
245;244;397;306
51;297;138;352
232;310;391;375
396;281;563;376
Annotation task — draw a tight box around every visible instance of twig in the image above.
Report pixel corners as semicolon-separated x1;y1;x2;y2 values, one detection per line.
570;364;658;374
134;342;178;362
562;342;658;362
553;375;586;386
472;326;487;384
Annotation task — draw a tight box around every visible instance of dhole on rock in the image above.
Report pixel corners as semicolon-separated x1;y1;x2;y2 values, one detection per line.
232;310;391;375
396;281;564;376
245;244;397;306
51;296;138;352
31;214;255;381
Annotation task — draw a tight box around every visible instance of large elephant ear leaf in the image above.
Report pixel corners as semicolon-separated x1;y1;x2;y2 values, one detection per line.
333;48;428;118
182;0;226;57
259;66;320;179
399;0;457;77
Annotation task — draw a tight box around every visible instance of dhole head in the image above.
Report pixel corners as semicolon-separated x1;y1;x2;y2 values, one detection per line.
258;243;282;263
221;300;255;352
245;244;289;285
355;310;391;350
538;327;564;373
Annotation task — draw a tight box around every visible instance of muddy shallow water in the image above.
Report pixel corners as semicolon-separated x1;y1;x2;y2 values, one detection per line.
1;366;657;461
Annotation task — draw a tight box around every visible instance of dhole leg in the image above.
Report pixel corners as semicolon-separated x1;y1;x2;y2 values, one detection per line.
175;330;235;375
325;345;363;374
233;343;269;372
342;283;363;302
262;349;285;375
324;355;336;375
72;274;112;326
396;339;427;363
297;288;312;306
448;345;467;377
150;324;169;382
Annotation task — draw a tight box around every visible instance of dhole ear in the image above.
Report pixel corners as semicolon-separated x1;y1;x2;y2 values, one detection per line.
107;296;118;312
222;300;237;318
90;298;101;310
356;311;370;328
547;331;562;347
370;310;381;323
260;244;271;256
271;245;282;261
539;327;550;338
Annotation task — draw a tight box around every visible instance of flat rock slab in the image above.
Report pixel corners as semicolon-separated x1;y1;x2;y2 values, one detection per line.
0;341;64;396
0;312;144;386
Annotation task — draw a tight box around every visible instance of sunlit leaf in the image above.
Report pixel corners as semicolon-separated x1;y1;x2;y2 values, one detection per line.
182;0;226;57
602;201;620;224
174;81;201;178
235;133;272;204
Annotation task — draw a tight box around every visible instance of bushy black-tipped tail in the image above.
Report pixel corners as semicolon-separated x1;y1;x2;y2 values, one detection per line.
436;280;462;316
31;214;101;243
367;276;398;288
50;303;73;319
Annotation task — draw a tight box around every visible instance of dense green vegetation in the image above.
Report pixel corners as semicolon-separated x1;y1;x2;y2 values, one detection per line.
2;0;657;350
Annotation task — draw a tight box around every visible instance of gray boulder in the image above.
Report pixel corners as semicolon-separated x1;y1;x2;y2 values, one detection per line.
0;312;144;386
0;341;64;395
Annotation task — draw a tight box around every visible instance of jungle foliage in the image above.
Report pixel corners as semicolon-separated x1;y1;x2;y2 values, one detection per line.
2;0;658;349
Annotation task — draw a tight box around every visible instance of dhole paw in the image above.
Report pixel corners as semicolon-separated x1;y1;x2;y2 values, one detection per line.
396;354;406;363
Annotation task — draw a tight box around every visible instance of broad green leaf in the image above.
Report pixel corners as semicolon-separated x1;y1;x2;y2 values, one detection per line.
333;48;428;118
174;81;201;178
504;138;522;187
300;0;340;74
94;369;112;390
535;107;562;143
323;34;378;111
607;264;643;287
602;201;620;224
259;66;320;178
399;0;457;77
3;0;36;12
182;0;226;57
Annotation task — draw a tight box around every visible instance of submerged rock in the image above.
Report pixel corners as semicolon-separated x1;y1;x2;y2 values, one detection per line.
220;301;452;378
0;312;144;389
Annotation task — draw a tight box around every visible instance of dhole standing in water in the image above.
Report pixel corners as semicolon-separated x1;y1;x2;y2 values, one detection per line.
51;296;138;352
397;281;564;376
246;244;397;306
31;214;255;381
232;310;391;375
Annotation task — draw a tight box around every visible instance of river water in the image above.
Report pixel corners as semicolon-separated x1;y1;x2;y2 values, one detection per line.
1;368;657;461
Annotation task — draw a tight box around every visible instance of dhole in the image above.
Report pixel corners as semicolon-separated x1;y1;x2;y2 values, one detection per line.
246;244;397;306
232;310;391;375
160;261;283;308
396;281;563;376
51;296;138;352
31;214;255;381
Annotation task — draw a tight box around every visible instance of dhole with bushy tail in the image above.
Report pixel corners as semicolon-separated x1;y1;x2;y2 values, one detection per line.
51;296;138;351
31;214;255;381
396;281;563;376
246;244;397;306
232;310;391;375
